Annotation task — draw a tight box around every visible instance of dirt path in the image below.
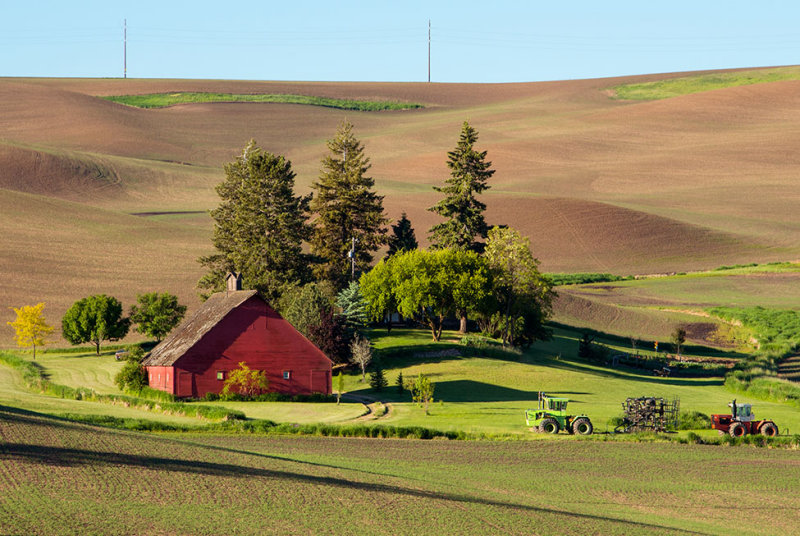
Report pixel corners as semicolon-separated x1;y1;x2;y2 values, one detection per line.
341;393;394;422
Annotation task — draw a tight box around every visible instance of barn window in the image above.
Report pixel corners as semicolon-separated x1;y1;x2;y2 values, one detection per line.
217;371;225;381
283;370;291;380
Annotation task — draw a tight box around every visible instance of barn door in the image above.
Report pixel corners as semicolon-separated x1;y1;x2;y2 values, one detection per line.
310;370;329;394
178;371;194;398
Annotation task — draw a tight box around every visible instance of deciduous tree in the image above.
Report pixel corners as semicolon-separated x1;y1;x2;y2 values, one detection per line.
129;292;187;342
360;248;490;341
428;121;494;252
62;295;130;355
350;333;373;381
307;307;352;364
277;282;336;337
410;373;435;415
7;303;54;360
310;121;388;290
483;227;554;347
198;140;312;302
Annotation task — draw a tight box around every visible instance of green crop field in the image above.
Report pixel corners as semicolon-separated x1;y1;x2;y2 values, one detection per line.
611;66;800;100
103;92;423;111
2;405;800;535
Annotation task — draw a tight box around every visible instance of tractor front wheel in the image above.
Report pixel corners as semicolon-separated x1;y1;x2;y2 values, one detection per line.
539;418;559;434
759;422;778;437
729;422;747;438
572;417;593;436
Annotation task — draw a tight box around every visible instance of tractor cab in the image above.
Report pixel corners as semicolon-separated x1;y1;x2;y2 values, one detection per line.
544;396;569;414
730;401;754;422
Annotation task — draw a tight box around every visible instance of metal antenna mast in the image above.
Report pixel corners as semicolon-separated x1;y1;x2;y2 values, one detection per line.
427;20;431;83
123;19;127;79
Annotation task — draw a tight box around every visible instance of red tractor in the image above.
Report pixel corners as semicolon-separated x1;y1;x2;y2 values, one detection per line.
711;400;779;437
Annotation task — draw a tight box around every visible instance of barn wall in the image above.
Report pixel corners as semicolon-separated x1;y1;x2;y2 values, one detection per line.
171;296;331;398
146;366;175;394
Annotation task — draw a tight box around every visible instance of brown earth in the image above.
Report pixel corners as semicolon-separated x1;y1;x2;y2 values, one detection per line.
3;67;800;345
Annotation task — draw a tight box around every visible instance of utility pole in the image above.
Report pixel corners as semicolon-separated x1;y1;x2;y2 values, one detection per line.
348;237;358;280
427;20;431;83
123;19;127;79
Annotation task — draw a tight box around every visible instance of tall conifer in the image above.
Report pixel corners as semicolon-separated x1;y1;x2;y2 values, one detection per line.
198;140;311;301
428;121;494;252
387;212;418;257
310;121;388;290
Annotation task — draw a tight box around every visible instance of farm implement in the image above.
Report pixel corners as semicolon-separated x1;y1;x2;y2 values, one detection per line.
525;392;593;435
711;400;779;437
614;396;680;433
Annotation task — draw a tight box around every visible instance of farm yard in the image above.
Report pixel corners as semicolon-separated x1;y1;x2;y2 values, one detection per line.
4;64;800;536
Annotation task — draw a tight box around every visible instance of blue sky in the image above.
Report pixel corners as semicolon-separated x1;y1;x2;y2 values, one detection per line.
2;1;799;82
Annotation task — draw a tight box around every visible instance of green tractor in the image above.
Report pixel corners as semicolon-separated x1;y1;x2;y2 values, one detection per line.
525;391;593;435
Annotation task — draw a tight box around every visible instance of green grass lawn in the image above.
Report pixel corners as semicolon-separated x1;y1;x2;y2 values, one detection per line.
611;66;800;100
363;328;800;437
2;405;799;535
102;92;423;111
5;324;799;438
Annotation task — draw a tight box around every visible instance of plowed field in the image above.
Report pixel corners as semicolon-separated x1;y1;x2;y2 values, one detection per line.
3;67;800;344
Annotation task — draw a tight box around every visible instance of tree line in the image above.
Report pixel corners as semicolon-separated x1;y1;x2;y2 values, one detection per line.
199;120;554;348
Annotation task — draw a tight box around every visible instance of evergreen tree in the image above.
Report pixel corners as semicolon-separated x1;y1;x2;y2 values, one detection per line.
396;371;404;394
335;281;369;332
428;121;495;252
310;121;388;290
198;140;311;302
369;360;387;392
387;212;418;257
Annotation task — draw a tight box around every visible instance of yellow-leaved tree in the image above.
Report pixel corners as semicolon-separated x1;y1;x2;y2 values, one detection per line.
7;303;54;360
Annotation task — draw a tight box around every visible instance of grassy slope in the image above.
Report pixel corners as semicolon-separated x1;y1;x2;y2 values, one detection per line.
103;92;422;110
553;264;800;344
3;405;800;535
612;66;800;100
14;329;799;437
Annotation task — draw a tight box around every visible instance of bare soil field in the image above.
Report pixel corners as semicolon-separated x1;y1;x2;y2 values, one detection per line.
2;67;800;344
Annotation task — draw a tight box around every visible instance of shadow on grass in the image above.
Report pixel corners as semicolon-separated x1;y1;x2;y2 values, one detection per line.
548;322;750;360
1;440;699;534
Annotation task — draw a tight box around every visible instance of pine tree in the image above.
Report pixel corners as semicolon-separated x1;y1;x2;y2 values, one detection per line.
395;371;404;394
310;121;388;290
428;121;495;252
387;212;418;257
198;140;311;302
369;361;387;392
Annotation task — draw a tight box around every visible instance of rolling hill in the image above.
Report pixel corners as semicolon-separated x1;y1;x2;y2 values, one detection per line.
2;66;800;344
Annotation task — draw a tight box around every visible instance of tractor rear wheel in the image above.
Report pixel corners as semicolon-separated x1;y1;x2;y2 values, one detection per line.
572;417;593;436
539;418;559;434
759;422;778;437
729;422;747;438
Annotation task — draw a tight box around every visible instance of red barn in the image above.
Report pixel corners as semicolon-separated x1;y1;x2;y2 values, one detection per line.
142;275;332;398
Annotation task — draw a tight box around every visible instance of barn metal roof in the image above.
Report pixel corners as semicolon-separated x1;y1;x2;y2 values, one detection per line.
141;290;258;367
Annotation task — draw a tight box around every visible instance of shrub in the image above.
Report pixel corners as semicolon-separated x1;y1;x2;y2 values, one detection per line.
221;362;269;398
114;359;147;392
